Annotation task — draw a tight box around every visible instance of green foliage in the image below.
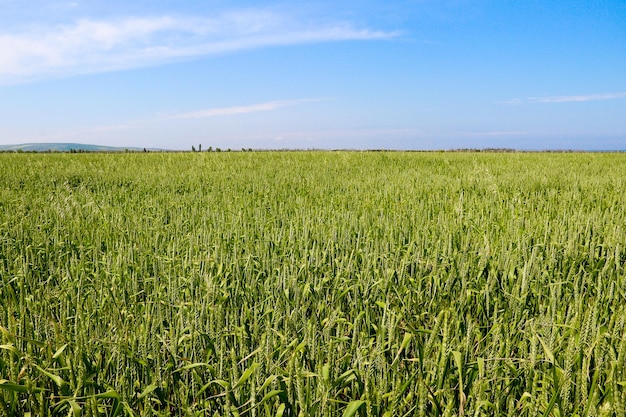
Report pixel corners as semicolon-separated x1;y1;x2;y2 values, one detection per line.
1;151;626;416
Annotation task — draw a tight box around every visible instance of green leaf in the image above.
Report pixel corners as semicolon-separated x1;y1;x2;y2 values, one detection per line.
322;363;330;382
94;389;121;399
259;390;283;405
211;379;230;390
196;380;229;398
392;332;413;365
68;399;82;417
122;401;137;417
0;326;13;341
237;347;263;366
343;400;365;417
33;364;68;390
234;362;259;389
334;369;356;388
537;335;555;365
258;375;277;392
53;343;69;359
0;379;44;393
174;362;213;373
0;344;19;355
477;357;485;377
137;383;158;400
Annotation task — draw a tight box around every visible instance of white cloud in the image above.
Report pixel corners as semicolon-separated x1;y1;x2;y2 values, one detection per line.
0;11;398;84
168;99;331;119
504;92;626;105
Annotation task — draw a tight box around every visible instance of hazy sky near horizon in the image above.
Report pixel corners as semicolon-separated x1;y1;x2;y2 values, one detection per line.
1;0;625;150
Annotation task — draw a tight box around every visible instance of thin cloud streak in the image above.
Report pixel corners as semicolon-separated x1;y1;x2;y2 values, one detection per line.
461;131;527;137
0;12;398;85
4;98;331;145
504;92;626;105
168;99;332;120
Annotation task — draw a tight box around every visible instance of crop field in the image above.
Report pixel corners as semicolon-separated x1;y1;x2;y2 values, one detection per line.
1;151;626;416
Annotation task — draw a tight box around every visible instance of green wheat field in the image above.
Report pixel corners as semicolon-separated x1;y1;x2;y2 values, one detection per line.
1;151;625;416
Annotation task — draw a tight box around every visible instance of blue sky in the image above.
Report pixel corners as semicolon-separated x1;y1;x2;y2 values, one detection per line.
1;0;625;150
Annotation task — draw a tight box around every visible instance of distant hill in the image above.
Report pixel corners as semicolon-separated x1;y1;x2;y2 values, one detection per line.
0;143;154;152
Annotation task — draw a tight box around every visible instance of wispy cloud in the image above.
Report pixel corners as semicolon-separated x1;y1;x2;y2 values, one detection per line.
0;11;398;85
3;98;330;145
504;92;626;105
168;98;331;120
461;131;527;137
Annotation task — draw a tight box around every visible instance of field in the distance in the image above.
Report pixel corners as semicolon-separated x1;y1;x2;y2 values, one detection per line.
1;152;625;416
